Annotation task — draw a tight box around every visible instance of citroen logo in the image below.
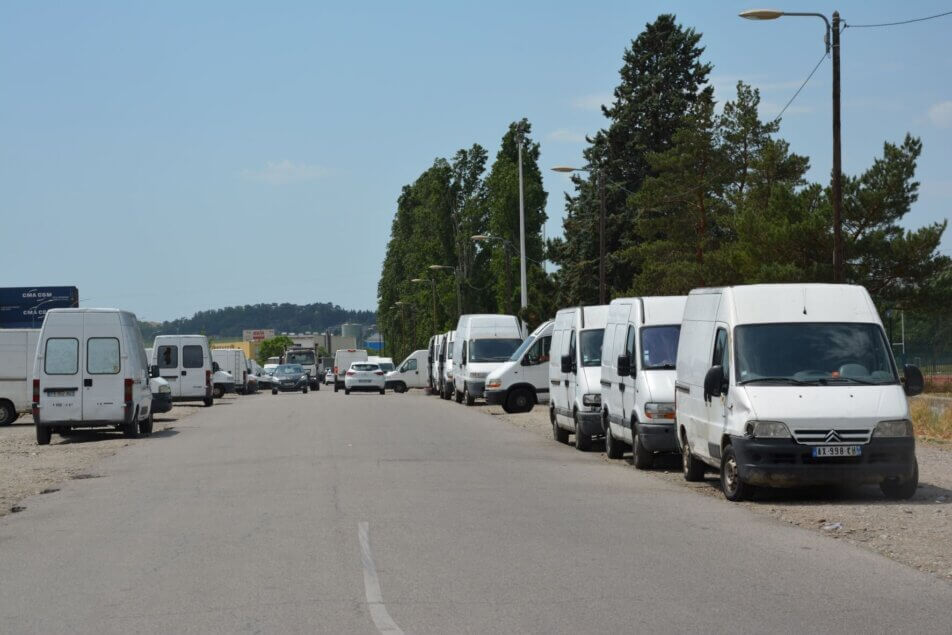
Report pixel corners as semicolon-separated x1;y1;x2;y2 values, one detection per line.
824;430;842;443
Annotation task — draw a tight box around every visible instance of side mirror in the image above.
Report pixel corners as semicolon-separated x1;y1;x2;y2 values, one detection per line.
520;355;531;367
703;365;726;403
560;354;573;374
616;354;630;378
903;364;924;397
212;362;220;372
149;365;159;378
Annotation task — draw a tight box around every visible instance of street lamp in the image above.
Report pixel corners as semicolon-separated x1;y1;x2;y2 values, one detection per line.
739;8;843;283
429;265;462;317
515;123;528;311
411;277;438;332
552;165;608;303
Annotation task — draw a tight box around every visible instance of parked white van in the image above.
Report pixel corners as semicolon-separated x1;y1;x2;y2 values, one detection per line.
430;333;446;396
386;349;429;393
212;348;249;394
32;308;154;444
334;349;368;392
0;328;39;425
485;320;554;413
151;335;214;406
600;297;687;467
549;305;608;450
675;284;923;501
426;335;438;394
452;314;525;405
439;330;456;400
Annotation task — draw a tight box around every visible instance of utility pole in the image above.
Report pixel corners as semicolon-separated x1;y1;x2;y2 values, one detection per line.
831;10;844;283
598;168;607;304
516;125;528;310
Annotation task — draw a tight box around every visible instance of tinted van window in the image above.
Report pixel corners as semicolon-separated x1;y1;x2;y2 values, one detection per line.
157;345;178;369
182;345;204;368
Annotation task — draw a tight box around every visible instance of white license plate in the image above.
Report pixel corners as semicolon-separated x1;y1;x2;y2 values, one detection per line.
358;379;371;383
812;445;862;458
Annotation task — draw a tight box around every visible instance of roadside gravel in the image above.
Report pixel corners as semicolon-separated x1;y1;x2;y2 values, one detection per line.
471;399;952;583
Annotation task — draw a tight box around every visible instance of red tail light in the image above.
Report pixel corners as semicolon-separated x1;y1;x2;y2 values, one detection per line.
124;378;133;403
346;370;355;376
374;371;384;376
333;366;338;374
206;370;212;387
33;379;40;404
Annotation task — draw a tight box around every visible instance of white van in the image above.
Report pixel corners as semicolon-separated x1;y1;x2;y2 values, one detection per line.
0;329;40;425
426;335;438;394
485;320;554;413
601;297;687;467
151;335;214;406
675;284;924;501
430;333;446;396
386;349;429;393
212;348;249;394
334;348;368;392
439;330;456;400
32;308;154;444
549;305;609;450
452;315;525;405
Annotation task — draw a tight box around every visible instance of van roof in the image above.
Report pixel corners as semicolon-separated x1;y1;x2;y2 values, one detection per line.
688;284;878;325
610;296;687;325
555;305;609;329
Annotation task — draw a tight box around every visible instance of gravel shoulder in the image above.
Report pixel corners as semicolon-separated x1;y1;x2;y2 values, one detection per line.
0;395;237;517
467;397;952;583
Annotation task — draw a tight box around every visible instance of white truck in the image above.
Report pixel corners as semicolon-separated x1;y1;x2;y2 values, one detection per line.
0;328;40;425
211;349;249;394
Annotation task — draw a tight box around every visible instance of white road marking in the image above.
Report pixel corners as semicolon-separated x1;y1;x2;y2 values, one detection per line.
358;521;404;635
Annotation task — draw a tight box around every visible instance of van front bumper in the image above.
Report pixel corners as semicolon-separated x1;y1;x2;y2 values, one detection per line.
576;411;602;436
731;435;917;487
151;393;173;414
464;381;486;398
484;388;506;406
636;422;678;452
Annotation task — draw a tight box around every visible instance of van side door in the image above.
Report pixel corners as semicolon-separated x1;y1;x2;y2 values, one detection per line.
564;329;577;417
82;313;124;421
621;324;638;435
182;344;206;397
703;326;732;462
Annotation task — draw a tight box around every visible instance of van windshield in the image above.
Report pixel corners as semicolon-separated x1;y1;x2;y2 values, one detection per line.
735;322;898;385
641;325;680;370
579;329;604;367
469;339;523;363
509;335;536;361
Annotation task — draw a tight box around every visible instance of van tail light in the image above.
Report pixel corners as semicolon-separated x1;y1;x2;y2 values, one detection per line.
33;379;40;404
333;366;339;374
124;378;133;404
374;371;384;376
346;370;355;376
206;370;212;387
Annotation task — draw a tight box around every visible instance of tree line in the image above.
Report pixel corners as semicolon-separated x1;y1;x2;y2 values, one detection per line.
378;14;950;363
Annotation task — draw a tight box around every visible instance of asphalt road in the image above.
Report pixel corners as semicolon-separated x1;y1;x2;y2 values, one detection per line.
2;389;951;634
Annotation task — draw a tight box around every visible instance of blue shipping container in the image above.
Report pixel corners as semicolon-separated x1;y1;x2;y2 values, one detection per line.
0;286;79;328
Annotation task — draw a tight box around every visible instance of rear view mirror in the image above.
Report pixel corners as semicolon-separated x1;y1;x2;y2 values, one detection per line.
703;365;726;402
560;354;573;374
149;365;159;378
212;362;220;372
903;364;924;397
616;354;631;378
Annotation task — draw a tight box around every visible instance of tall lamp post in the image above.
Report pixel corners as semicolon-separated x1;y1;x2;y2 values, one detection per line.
411;277;438;332
515;123;528;309
551;165;607;303
739;8;843;283
428;265;462;317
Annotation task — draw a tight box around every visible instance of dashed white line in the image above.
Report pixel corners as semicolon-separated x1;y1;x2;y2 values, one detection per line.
358;521;404;635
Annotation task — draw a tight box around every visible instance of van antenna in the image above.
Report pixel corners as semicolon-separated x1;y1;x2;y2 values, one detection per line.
802;289;808;315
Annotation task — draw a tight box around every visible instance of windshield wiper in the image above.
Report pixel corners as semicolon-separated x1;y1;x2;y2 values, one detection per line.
821;376;878;385
646;363;676;370
740;377;813;385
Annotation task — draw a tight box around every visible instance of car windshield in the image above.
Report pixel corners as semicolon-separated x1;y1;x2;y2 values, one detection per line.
579;329;604;367
641;325;680;370
509;335;536;361
286;351;314;364
352;363;379;371
469;338;523;363
275;364;303;374
735;322;898;385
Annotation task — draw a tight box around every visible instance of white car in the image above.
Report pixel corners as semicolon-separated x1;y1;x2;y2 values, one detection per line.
343;362;386;395
324;369;334;385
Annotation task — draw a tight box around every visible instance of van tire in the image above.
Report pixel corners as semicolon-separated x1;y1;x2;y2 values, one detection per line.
345;388;350;395
123;411;140;438
464;387;475;406
394;382;407;394
141;414;154;436
303;386;308;394
36;425;51;445
573;411;591;451
881;458;918;500
682;438;706;482
605;423;624;459
455;389;464;404
379;387;385;395
551;407;569;444
272;388;278;395
213;386;224;399
720;445;753;502
504;388;533;414
203;397;213;407
632;425;654;469
334;382;340;393
0;401;16;426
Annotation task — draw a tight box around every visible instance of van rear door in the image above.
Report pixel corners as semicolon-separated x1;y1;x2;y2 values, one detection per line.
39;315;83;422
181;343;207;397
82;312;124;421
156;341;181;397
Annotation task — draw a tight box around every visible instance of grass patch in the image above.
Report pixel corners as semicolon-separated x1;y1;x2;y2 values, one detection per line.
910;398;952;441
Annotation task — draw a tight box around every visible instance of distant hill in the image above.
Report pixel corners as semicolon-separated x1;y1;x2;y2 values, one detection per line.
140;302;376;341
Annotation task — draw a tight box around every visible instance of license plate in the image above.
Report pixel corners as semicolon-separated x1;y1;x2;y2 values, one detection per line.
48;390;74;397
358;379;371;383
812;445;862;458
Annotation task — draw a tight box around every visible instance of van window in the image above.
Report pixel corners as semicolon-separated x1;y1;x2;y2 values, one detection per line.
641;325;680;370
509;335;536;362
567;330;576;362
469;339;523;363
182;345;204;368
87;338;120;374
713;328;730;379
403;358;418;371
625;326;636;363
45;338;78;375
579;329;604;367
157;345;178;369
524;335;551;366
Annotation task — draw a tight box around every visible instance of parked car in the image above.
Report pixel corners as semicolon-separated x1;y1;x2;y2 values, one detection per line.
33;308;154;444
271;364;310;394
601;296;687;467
549;305;609;450
151;335;214;406
324;369;334;385
0;328;39;425
675;283;923;501
485;320;554;413
452;314;525;406
344;361;386;395
212;349;249;394
334;349;368;392
386;350;428;393
150;376;173;414
439;330;456;400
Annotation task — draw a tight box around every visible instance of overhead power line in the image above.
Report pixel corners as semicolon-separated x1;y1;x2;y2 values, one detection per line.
774;51;828;122
844;9;952;28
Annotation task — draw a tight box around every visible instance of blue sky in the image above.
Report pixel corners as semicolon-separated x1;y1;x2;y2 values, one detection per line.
2;1;949;322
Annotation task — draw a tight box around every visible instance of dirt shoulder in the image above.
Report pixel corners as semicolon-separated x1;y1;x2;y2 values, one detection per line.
0;397;233;518
471;400;952;583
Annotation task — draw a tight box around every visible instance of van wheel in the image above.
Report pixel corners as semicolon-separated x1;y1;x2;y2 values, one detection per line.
303;386;308;394
315;382;320;391
123;411;140;438
605;423;624;459
454;389;464;404
682;438;706;482
464;387;475;406
881;458;918;499
632;425;654;469
213;386;224;399
721;445;753;502
394;382;407;394
551;407;569;444
272;388;278;395
36;425;52;445
141;414;154;436
0;401;16;426
334;383;340;393
504;388;533;414
345;388;350;395
203;397;214;407
573;412;591;451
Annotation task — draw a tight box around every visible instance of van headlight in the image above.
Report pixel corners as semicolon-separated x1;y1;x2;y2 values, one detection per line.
582;393;601;407
644;403;675;420
158;384;171;394
745;420;791;439
486;378;502;389
873;419;913;437
446;372;453;379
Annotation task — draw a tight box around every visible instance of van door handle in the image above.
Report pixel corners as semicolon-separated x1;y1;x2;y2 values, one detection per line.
181;370;187;376
84;378;92;387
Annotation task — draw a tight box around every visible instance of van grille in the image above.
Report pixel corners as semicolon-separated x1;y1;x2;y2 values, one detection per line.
792;428;872;445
